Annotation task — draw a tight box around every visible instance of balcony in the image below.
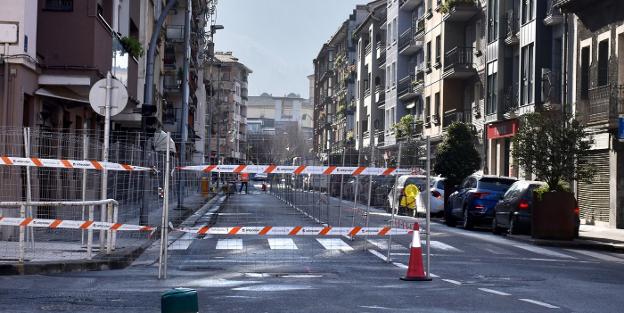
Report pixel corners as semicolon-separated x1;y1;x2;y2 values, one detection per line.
542;70;562;110
166;25;185;43
414;18;425;42
398;74;419;101
364;87;372;98
375;85;385;104
364;42;372;56
442;0;479;23
502;83;520;115
443;46;477;79
399;27;424;56
544;0;564;26
164;74;181;93
577;85;624;127
400;0;423;11
503;10;519;45
443;109;465;129
377;46;386;67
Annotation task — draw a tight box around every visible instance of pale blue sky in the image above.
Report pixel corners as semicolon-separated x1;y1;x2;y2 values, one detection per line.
214;0;366;99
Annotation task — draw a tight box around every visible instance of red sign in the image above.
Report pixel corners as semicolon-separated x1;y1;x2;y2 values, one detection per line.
487;119;519;139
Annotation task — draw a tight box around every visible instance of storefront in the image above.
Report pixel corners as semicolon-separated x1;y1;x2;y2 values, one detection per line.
486;119;519;177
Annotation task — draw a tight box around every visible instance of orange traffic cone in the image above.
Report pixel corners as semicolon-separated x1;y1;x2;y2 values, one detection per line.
400;223;432;281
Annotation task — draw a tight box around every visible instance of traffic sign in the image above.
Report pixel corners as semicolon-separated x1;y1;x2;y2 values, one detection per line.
89;77;128;116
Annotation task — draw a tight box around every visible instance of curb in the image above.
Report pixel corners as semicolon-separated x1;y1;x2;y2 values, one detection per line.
0;194;220;276
507;234;624;253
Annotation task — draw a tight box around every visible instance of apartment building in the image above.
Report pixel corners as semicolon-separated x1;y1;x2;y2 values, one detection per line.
353;0;387;159
204;52;251;165
558;0;624;228
246;93;313;137
313;5;369;162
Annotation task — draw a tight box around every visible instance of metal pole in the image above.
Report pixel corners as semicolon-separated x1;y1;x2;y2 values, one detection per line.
425;136;431;279
158;132;172;279
388;142;402;261
106;202;113;255
100;71;113;252
23;128;34;248
2;43;9;127
87;205;94;259
81;123;88;246
18;204;25;263
178;0;191;210
338;148;346;227
365;147;375;250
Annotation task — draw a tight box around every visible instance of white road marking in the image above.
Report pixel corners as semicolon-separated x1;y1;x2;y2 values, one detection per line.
519;299;560;309
442;279;461;285
511;244;576;259
316;238;353;251
429;273;439;278
425;240;463;252
216;239;243;250
368;249;389;262
565;249;624;263
268;238;298;250
168;233;197;251
367;239;408;250
390;252;411;256
478;288;511;296
392;262;408;269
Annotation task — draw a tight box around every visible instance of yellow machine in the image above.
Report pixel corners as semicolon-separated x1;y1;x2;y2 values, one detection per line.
400;184;420;210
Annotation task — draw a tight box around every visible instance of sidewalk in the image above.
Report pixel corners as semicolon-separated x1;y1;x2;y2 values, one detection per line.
0;192;216;275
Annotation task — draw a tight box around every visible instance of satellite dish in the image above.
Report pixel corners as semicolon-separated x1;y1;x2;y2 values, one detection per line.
153;130;176;153
89;77;128;116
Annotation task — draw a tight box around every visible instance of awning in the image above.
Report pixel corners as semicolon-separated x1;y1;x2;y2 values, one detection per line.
35;86;89;104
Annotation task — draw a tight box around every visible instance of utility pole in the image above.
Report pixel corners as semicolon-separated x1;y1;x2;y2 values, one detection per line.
178;0;192;209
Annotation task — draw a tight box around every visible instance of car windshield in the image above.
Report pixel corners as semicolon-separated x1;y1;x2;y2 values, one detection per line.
478;178;516;192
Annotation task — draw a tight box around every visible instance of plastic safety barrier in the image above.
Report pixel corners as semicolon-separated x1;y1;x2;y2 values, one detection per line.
0;216;154;232
177;164;415;176
175;225;412;236
0;156;153;171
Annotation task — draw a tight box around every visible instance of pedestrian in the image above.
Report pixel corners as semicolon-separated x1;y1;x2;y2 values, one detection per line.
239;172;249;194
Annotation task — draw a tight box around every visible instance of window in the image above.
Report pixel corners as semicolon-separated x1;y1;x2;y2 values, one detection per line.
488;0;498;42
426;41;432;68
580;46;590;99
386;66;391;89
392;62;397;86
486;69;497;114
521;0;534;24
425;96;431;124
598;40;609;86
45;0;73;11
434;92;440;121
393;18;398;43
435;35;441;64
387;23;392;47
521;44;534;105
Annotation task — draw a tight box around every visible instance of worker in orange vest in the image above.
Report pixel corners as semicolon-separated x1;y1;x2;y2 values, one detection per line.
239;172;249;194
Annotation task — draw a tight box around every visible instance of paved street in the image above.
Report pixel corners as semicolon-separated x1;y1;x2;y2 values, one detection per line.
1;185;624;312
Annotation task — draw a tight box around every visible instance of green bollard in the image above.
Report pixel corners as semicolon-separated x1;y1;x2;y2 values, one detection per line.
161;288;199;313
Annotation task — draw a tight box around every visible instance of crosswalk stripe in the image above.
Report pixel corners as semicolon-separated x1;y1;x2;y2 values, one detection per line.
565;249;624;263
168;233;197;251
268;238;298;250
511;243;576;259
425;240;463;252
366;239;408;250
316;238;353;251
216;239;243;250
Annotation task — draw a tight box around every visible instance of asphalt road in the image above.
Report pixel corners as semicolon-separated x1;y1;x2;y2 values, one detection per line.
1;184;623;312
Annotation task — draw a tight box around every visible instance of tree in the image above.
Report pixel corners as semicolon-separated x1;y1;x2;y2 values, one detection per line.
434;122;481;188
512;112;595;192
392;115;424;168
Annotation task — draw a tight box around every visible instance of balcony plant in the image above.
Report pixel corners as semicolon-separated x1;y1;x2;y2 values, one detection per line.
512;112;595;240
439;0;477;14
120;36;144;58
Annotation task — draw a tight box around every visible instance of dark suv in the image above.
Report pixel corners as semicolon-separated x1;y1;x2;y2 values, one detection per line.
446;174;517;229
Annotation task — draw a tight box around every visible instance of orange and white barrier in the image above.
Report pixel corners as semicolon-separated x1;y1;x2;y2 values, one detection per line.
0;216;154;232
175;225;412;236
177;164;415;176
0;156;152;171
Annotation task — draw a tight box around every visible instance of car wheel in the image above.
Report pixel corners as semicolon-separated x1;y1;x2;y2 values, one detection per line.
491;213;503;235
445;209;456;227
509;216;521;235
462;207;473;230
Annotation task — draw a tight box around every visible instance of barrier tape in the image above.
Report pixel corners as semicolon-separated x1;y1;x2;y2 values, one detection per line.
177;164;417;176
0;216;154;232
175;225;412;236
0;156;152;171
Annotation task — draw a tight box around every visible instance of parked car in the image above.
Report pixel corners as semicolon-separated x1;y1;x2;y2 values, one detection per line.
387;175;429;215
252;173;268;181
492;181;581;236
415;177;445;216
446;174;517;229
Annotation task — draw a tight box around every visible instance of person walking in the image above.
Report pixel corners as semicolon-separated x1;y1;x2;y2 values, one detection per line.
239;172;249;194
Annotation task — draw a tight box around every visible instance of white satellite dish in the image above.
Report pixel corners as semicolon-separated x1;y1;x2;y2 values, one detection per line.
89;77;128;116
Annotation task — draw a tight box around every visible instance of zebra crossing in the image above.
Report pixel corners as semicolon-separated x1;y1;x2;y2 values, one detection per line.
167;233;624;265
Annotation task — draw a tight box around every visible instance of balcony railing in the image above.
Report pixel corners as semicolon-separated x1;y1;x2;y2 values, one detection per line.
398;74;415;98
578;85;624;126
443;110;464;128
544;0;564;26
166;25;185;43
503;10;519;45
364;42;372;56
442;0;479;22
399;23;424;55
503;83;520;114
443;46;477;79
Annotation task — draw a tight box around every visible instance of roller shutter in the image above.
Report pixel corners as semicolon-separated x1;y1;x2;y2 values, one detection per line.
578;150;610;223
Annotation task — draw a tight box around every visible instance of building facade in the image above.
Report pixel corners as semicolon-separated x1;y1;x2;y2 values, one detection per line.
558;0;624;228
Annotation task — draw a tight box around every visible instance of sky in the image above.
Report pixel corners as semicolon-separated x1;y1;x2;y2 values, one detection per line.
214;0;366;99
